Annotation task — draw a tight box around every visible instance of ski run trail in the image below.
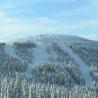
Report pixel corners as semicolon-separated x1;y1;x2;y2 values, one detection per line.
64;46;93;87
4;43;33;77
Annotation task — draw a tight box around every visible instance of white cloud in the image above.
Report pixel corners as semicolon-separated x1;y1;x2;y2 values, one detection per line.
0;12;6;17
0;15;97;36
0;16;59;34
73;19;98;29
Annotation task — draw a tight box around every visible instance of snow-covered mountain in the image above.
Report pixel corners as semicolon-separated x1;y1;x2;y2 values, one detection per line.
0;34;98;87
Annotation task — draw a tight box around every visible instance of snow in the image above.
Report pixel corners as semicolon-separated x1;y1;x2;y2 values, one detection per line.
31;36;93;87
32;43;50;66
35;34;93;45
4;35;94;84
24;64;33;78
4;43;34;77
64;46;93;87
80;49;89;55
21;42;51;77
16;34;94;45
4;43;18;59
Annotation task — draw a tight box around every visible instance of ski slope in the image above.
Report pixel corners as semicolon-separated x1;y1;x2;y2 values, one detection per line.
24;63;33;78
4;43;18;59
4;43;33;77
64;46;93;87
32;43;50;65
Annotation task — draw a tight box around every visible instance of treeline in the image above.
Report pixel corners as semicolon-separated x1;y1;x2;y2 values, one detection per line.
13;41;36;63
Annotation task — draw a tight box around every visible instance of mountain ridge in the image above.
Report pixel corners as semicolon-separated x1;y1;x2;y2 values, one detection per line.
5;34;98;43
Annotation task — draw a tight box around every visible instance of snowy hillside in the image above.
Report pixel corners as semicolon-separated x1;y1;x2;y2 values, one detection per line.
0;34;98;98
4;35;98;85
1;34;98;86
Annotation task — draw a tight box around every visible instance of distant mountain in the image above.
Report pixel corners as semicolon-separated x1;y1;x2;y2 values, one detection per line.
0;34;98;87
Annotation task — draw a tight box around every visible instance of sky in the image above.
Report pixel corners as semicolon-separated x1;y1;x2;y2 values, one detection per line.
0;0;98;41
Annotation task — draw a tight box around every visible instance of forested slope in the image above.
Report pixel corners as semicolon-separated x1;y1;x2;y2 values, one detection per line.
0;34;98;98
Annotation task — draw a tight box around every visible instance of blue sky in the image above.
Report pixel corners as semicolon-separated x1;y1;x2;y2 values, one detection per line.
0;0;98;41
